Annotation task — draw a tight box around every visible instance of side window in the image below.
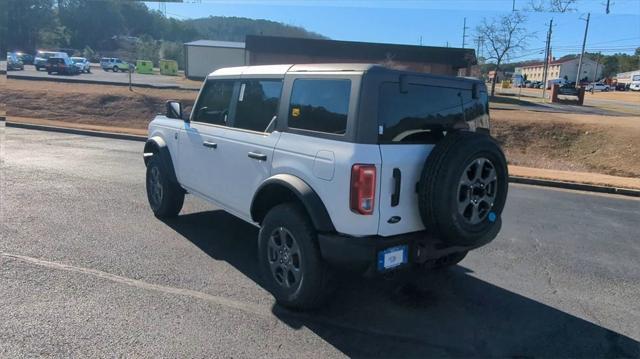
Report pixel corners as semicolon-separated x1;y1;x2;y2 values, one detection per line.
288;79;350;135
378;82;469;143
193;80;235;125
233;79;282;132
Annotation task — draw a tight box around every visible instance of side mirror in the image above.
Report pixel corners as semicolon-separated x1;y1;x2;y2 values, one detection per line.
165;100;184;120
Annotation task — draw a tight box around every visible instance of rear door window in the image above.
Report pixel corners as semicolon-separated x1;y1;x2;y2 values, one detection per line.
288;79;350;135
192;80;235;126
233;79;283;132
378;82;469;143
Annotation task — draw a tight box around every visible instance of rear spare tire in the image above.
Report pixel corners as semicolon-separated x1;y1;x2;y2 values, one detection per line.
418;131;508;246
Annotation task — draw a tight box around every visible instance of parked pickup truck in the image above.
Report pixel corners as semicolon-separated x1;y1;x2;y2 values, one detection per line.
143;64;508;309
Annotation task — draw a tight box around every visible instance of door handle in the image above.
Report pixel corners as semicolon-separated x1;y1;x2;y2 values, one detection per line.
391;168;401;207
202;141;217;149
248;152;267;161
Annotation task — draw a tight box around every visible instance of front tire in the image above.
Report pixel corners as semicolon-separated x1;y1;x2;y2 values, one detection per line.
258;203;333;310
145;156;184;218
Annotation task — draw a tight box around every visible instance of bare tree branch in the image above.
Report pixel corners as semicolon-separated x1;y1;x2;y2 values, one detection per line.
475;12;531;96
529;0;578;12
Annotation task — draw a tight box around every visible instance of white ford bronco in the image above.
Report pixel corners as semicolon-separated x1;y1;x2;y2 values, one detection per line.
144;64;508;309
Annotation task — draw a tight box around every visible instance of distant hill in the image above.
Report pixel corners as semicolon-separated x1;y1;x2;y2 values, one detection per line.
185;16;328;42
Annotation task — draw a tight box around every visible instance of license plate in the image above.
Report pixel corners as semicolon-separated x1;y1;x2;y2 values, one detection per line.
377;245;408;271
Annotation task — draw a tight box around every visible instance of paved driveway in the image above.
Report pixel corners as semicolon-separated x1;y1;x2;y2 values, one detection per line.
1;126;639;357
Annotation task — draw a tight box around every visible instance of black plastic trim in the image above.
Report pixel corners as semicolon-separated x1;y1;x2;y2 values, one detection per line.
143;139;179;185
251;174;336;232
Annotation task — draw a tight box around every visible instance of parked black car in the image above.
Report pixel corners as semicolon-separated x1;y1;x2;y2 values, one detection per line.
46;57;79;75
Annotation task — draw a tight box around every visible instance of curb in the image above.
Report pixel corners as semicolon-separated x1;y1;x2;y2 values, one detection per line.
5;121;640;198
509;176;640;197
5;121;146;142
7;74;199;91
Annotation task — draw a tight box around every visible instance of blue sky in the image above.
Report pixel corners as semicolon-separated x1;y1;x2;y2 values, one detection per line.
145;0;640;62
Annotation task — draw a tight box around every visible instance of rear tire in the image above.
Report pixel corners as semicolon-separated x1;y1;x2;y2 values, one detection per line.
145;156;184;218
418;131;508;246
258;203;333;310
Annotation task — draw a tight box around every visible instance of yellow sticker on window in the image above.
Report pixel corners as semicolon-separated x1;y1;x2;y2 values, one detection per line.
291;108;300;117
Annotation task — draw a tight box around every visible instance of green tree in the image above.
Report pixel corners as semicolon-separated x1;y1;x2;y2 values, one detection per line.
0;0;7;54
602;56;619;78
7;0;55;52
160;41;184;69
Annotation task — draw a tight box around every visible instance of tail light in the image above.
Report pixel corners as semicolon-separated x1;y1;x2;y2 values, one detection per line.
350;164;376;215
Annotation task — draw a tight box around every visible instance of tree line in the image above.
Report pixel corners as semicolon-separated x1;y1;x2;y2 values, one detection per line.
4;0;324;67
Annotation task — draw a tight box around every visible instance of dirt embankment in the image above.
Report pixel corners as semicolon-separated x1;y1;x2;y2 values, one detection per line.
3;79;639;178
1;80;196;129
491;110;640;178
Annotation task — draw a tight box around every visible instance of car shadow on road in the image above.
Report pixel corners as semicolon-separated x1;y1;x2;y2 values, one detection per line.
163;210;639;358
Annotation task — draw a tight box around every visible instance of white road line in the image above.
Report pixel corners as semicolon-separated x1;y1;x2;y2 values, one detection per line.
0;253;470;353
1;252;271;318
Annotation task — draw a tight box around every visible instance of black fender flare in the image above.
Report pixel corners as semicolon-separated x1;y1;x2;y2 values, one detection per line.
251;174;335;232
143;136;179;185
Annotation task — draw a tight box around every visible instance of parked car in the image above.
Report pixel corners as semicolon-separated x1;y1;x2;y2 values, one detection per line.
46;57;79;75
586;82;610;92
143;64;508;310
614;83;627;91
546;78;567;89
71;57;91;73
100;57;131;72
34;50;68;71
629;75;640;92
6;52;24;71
16;52;34;65
523;80;531;88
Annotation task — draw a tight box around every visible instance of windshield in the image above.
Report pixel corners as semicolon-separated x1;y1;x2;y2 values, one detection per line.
633;75;640;82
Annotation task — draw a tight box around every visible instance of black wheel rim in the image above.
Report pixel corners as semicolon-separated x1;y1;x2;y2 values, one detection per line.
457;157;498;225
148;166;163;207
267;227;302;290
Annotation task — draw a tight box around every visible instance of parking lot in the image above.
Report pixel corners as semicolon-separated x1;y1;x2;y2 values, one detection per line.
1;126;639;357
7;64;200;90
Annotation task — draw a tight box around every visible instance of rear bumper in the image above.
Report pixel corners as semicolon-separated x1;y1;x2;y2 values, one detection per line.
318;227;498;277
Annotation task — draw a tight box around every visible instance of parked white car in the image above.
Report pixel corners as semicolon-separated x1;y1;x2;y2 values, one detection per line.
586;82;610;92
143;64;508;309
71;57;91;73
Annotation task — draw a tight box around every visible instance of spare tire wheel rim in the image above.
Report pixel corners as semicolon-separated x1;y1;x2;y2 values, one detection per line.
458;157;498;225
267;227;302;290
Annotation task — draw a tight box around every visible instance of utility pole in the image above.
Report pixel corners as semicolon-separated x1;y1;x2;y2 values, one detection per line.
512;0;516;11
462;17;469;48
542;19;553;99
576;13;590;86
419;35;422;46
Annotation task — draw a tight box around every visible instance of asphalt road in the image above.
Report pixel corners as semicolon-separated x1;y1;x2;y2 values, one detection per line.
1;126;639;357
7;64;199;90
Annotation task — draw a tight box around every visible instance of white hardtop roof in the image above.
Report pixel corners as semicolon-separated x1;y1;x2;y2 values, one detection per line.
207;63;380;78
185;40;245;49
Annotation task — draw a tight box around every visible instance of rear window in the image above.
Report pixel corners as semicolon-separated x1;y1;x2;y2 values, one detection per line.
378;82;469;143
288;79;350;135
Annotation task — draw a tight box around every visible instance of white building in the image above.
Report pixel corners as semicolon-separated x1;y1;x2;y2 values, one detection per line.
184;40;247;79
515;57;603;83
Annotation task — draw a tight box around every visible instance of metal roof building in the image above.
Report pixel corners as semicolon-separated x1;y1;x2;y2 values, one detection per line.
184;40;247;79
184;36;478;79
